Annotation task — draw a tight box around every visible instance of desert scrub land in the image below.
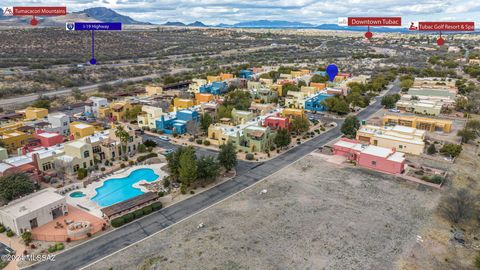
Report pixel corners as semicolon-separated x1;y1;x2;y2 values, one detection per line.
89;154;440;270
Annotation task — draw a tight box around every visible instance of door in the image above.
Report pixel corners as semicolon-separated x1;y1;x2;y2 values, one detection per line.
29;218;38;229
51;207;63;219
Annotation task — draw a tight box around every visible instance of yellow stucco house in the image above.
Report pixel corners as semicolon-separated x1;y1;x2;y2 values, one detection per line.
0;130;33;153
137;106;165;130
24;107;48;120
173;98;195;110
145;85;163;97
383;115;452;133
70;122;95;139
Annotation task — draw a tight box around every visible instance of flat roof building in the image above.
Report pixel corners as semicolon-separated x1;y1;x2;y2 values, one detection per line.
356;125;425;155
0;188;67;235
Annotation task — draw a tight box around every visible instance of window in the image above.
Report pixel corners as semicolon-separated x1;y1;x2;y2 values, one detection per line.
399;145;403;149
84;151;90;158
90;160;93;166
112;152;115;158
371;161;377;166
73;164;79;172
83;162;87;168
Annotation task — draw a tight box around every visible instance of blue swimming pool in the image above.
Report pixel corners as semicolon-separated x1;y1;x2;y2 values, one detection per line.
91;168;159;207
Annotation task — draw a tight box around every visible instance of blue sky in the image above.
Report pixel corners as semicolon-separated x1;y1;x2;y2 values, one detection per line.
1;0;480;25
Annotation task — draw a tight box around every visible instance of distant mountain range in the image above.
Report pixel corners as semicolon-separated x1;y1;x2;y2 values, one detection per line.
2;7;475;34
73;7;148;25
0;7;150;25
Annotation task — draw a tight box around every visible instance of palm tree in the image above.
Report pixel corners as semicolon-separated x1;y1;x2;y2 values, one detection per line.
115;125;130;159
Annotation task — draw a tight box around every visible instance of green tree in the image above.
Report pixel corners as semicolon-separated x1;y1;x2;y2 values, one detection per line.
297;80;307;87
179;148;197;186
115;125;131;158
32;99;51;109
218;142;237;171
332;99;349;115
440;143;462;158
341;116;360;138
0;173;36;203
457;128;476;143
72;88;86;101
200;113;213;133
218;105;234;119
291;116;310;134
400;79;413;91
381;94;400;109
274;128;291;149
196;156;220;183
166;146;194;180
427;144;437;155
310;74;328;83
346;92;366;108
138;144;147;153
224;90;252;110
283;83;299;92
125;106;142;121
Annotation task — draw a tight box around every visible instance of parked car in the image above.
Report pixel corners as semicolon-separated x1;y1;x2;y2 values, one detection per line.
388;109;401;113
161;149;175;156
159;136;170;142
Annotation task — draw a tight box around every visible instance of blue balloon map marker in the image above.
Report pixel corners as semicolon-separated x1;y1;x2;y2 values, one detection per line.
90;30;96;65
326;64;339;82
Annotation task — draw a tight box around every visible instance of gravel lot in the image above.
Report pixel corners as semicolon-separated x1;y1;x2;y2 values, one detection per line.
88;154;441;270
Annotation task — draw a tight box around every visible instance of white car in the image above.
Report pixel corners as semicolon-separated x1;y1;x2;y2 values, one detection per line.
159;136;170;141
389;109;401;113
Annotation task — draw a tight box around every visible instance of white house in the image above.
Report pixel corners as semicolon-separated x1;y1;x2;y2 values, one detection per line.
47;112;70;136
0;188;67;234
85;97;108;117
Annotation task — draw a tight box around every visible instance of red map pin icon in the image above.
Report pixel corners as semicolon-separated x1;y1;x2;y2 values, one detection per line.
437;36;444;46
30;17;38;26
365;31;373;39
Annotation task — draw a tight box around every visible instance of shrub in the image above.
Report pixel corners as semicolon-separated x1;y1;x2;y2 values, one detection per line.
30;244;36;249
6;231;14;237
151;202;163;211
142;205;153;215
188;137;194;142
138;144;147;153
196;139;203;144
203;140;211;146
245;153;254;160
123;213;135;223
128;160;134;166
48;246;57;253
111;217;125;228
77;168;88;180
21;231;32;245
137;153;158;162
158;191;165;197
190;190;195;194
0;226;5;233
180;184;187;194
55;243;64;251
100;167;106;172
427;144;437;155
133;209;144;219
86;232;92;237
120;163;126;169
163;178;170;188
320;127;326;131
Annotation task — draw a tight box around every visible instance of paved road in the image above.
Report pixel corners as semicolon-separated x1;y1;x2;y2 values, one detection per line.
28;80;400;270
0;67;191;107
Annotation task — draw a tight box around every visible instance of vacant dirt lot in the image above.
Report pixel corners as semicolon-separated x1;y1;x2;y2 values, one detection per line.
89;154;441;270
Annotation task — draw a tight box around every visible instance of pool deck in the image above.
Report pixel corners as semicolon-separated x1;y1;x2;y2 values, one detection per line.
66;164;167;218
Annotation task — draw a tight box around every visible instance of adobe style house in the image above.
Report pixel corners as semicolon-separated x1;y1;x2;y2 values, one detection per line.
263;115;290;131
332;138;406;174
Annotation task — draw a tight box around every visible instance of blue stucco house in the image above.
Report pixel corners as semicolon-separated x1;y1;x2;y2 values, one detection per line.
239;70;254;80
199;81;228;95
155;109;199;134
304;93;333;112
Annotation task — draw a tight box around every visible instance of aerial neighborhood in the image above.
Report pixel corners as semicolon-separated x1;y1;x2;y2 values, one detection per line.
0;10;480;269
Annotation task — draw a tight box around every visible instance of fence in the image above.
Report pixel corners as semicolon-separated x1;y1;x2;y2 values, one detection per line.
32;220;106;242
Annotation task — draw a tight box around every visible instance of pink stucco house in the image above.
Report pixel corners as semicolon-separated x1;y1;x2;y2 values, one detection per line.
34;130;64;147
332;138;406;174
